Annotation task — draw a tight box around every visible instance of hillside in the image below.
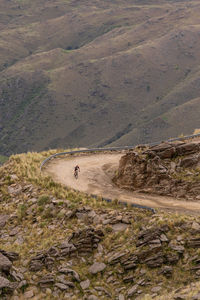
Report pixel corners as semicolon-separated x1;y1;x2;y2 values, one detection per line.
1;149;200;299
1;0;200;155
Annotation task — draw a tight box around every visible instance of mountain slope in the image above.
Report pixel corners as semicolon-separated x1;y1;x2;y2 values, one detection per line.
1;0;200;155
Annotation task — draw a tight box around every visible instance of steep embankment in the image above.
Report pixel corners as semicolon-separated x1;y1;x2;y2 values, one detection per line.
1;0;200;154
114;141;200;201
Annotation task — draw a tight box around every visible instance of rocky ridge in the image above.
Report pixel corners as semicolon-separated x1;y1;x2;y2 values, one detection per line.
114;141;200;200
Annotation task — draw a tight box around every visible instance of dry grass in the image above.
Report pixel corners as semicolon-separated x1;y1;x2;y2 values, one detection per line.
194;129;200;135
1;150;200;299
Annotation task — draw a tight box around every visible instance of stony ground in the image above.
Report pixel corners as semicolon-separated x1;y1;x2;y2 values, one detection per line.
1;150;200;299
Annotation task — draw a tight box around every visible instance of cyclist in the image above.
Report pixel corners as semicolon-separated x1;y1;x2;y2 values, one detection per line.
74;165;80;179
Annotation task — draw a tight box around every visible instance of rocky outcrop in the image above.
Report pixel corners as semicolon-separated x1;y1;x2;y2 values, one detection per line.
113;141;200;199
0;252;12;272
0;249;20;297
29;227;104;272
105;224;184;272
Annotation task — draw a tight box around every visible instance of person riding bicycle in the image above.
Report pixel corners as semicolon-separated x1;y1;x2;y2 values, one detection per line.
74;165;80;178
74;165;80;172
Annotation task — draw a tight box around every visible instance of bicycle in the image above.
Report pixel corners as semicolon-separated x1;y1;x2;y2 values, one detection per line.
74;169;78;179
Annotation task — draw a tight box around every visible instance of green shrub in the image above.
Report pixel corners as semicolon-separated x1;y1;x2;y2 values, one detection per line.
38;194;50;206
17;204;27;220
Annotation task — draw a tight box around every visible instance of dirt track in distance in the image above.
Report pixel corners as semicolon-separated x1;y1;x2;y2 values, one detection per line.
45;153;200;215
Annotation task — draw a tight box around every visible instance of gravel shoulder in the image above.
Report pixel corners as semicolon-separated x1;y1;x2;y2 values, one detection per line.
45;153;200;215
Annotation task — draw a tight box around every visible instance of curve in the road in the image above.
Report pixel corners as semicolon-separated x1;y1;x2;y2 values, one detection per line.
44;153;200;215
40;132;200;170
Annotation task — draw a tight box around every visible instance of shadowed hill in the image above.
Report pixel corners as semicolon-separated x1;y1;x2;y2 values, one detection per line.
1;0;200;155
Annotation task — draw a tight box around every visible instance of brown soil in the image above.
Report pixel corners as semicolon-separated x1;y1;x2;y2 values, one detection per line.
45;153;200;215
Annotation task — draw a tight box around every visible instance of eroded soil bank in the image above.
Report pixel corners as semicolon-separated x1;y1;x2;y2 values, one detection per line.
114;141;200;200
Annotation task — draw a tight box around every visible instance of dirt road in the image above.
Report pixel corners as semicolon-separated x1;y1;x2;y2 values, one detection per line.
45;153;200;215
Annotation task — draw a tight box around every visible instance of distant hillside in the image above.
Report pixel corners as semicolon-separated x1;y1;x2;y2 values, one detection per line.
1;0;200;155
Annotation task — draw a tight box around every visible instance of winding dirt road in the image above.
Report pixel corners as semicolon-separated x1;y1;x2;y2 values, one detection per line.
45;153;200;215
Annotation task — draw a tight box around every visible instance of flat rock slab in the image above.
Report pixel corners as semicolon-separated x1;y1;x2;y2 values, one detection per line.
0;275;16;290
55;283;69;290
127;284;138;296
88;296;98;300
0;253;12;272
24;290;34;298
80;279;90;289
0;215;9;228
89;262;106;274
9;227;20;236
112;223;129;232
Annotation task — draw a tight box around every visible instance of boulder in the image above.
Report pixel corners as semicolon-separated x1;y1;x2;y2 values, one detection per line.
176;143;200;155
24;290;34;298
158;266;173;277
38;274;54;287
9;227;20;236
58;267;80;282
0;252;12;272
112;223;129;232
144;252;164;268
67;227;104;255
187;237;200;248
0;250;19;261
149;143;172;153
80;279;90;289
0;275;16;291
0;215;9;228
179;156;199;168
158;147;176;159
88;296;98;300
169;244;185;254
8;185;22;195
165;253;179;264
192;222;200;231
107;251;127;264
151;286;162;293
89;262;106;274
55;283;69;291
127;284;138;297
56;275;75;288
